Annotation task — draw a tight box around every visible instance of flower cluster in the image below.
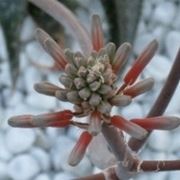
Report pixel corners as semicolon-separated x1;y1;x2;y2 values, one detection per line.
8;14;180;166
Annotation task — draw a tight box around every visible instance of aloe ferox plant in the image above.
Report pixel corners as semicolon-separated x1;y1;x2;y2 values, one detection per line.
8;0;180;179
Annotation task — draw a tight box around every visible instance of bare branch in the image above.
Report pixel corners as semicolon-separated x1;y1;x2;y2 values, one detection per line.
135;160;180;172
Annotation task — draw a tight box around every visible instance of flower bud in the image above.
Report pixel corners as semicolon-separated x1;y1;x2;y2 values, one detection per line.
78;88;91;100
68;131;92;166
89;93;102;106
74;77;86;89
89;81;101;91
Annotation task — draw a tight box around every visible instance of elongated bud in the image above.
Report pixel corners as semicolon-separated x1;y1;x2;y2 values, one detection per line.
97;48;106;58
59;74;73;88
91;14;104;51
124;78;154;97
105;43;116;62
68;131;92;166
131;116;180;130
110;95;132;106
34;82;60;96
8;115;34;128
124;40;158;85
8;110;73;128
55;89;68;101
111;116;148;140
112;42;131;73
78;88;91;100
36;29;67;70
77;66;88;77
64;49;74;64
88;112;102;135
67;91;81;103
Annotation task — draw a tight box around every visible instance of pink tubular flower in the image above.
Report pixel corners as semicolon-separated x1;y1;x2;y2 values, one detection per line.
8;3;180;166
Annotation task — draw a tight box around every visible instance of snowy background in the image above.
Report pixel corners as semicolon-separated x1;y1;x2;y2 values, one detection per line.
0;0;180;179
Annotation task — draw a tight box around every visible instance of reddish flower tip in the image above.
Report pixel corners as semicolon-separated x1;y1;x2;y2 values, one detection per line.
124;39;158;85
131;116;180;130
68;131;92;166
111;115;148;140
8;110;73;128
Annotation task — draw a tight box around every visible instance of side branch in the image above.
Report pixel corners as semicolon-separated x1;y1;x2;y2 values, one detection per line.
135;160;180;172
128;49;180;152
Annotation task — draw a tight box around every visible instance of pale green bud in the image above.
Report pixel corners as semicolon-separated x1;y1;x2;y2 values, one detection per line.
89;93;102;106
89;81;101;91
77;66;88;77
98;84;112;94
67;91;81;103
110;95;132;106
59;74;73;88
55;90;68;101
78;88;91;100
97;101;112;115
74;77;86;89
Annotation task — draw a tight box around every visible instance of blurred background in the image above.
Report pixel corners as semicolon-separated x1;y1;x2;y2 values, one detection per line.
0;0;180;179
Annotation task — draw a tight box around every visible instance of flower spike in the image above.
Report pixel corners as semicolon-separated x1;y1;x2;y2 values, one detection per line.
68;131;92;166
124;39;158;85
8;110;73;128
91;14;104;51
111;116;148;140
36;28;67;70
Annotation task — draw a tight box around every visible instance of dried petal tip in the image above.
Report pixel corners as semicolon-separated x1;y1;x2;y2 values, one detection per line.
68;131;92;166
8;115;34;128
124;39;158;85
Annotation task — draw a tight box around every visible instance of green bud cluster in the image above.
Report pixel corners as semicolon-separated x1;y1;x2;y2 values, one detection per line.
57;43;127;116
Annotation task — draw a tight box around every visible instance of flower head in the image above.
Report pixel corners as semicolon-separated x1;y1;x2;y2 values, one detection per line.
9;12;176;166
